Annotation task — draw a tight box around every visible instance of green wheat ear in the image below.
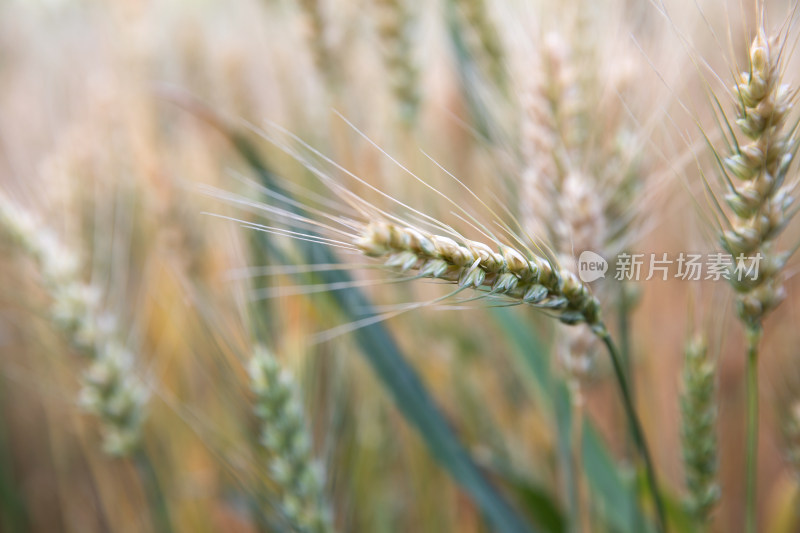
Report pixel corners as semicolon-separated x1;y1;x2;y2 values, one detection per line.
782;399;800;480
680;335;719;524
719;30;795;326
0;195;148;457
372;0;420;123
356;220;602;327
249;345;334;533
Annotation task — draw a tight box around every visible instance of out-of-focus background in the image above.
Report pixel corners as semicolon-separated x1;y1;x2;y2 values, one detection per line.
1;0;799;532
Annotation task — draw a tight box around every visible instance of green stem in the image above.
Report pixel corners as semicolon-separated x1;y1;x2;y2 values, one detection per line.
598;328;667;533
0;384;30;532
745;326;761;533
135;451;173;533
618;283;634;394
570;386;590;533
618;283;642;533
554;383;579;533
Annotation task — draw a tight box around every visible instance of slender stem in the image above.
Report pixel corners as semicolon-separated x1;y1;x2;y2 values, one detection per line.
135;451;173;533
618;283;634;388
745;326;761;533
617;283;642;533
554;384;580;533
598;329;667;533
570;384;591;533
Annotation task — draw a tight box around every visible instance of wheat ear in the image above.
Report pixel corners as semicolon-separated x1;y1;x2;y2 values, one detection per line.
458;0;505;84
355;221;602;327
680;335;719;524
298;0;335;88
372;0;420;123
0;196;147;456
249;345;334;533
721;30;795;326
783;401;800;481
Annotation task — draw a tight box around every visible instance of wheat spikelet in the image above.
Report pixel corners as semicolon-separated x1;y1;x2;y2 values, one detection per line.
680;335;719;523
249;345;334;533
556;325;599;377
0;196;148;457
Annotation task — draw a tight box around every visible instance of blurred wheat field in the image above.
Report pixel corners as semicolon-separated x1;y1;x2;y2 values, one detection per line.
1;0;800;532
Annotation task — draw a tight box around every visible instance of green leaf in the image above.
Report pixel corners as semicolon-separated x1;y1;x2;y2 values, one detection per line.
492;307;649;533
582;423;640;533
491;307;553;404
653;473;695;533
483;455;566;533
0;385;30;533
513;483;566;533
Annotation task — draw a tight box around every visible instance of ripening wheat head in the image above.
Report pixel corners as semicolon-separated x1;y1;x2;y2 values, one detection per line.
518;11;648;269
249;345;334;533
680;334;720;522
0;194;148;456
516;5;652;374
710;24;799;328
